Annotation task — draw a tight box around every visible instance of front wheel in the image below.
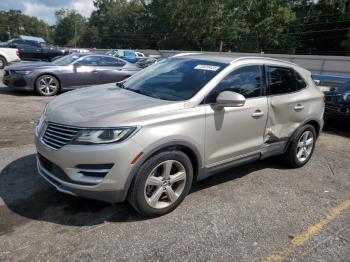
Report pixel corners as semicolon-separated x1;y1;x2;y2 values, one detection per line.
283;124;316;168
0;56;6;69
128;150;193;217
35;75;60;96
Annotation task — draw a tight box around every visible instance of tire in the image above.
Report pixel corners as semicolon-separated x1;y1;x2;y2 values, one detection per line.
283;124;316;168
0;56;6;69
35;75;60;96
128;150;193;217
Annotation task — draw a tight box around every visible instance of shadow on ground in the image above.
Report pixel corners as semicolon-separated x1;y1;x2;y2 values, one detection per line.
0;153;288;230
0;87;35;97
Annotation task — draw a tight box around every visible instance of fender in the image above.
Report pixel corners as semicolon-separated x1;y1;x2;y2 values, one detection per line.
119;140;203;201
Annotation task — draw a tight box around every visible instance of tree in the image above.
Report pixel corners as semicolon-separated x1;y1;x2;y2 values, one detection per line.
53;9;87;47
0;10;51;43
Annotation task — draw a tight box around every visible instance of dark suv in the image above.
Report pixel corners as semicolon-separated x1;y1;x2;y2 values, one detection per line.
0;39;64;61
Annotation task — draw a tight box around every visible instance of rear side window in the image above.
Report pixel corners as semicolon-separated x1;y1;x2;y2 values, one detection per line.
100;56;125;66
267;66;307;95
206;65;263;103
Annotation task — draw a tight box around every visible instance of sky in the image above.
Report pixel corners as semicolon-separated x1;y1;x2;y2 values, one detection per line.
0;0;96;25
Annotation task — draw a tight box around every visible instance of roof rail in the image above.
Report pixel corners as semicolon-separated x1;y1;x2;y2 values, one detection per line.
173;52;202;57
231;56;298;66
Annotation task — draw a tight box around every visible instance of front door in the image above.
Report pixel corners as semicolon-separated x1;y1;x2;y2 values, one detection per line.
204;65;268;167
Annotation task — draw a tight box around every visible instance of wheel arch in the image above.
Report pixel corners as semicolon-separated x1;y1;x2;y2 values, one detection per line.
34;73;62;91
285;118;322;153
122;141;203;201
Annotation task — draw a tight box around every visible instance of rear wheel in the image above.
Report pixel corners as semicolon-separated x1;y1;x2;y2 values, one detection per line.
283;124;316;168
0;56;6;69
128;150;193;217
35;75;60;96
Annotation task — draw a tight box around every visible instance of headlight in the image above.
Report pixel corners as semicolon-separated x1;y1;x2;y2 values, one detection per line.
35;104;48;136
14;70;32;75
72;127;137;145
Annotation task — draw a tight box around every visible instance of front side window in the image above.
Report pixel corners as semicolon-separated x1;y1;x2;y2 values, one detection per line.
206;65;263;103
53;54;85;66
123;58;227;101
267;66;306;95
76;56;100;66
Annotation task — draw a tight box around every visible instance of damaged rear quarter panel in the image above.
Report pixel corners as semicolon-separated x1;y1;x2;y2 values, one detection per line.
265;85;324;142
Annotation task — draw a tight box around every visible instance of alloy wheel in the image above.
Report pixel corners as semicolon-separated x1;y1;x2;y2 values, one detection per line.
144;160;187;209
38;76;59;95
296;130;314;163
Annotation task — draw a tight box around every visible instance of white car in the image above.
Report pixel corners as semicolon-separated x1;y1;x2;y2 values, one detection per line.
135;51;145;59
0;47;21;69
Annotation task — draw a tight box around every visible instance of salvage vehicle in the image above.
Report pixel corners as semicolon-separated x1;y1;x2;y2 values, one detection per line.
0;38;64;61
3;54;140;96
0;47;21;69
324;81;350;122
35;54;324;216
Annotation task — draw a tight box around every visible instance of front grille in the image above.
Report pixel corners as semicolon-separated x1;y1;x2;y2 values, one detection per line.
42;122;82;150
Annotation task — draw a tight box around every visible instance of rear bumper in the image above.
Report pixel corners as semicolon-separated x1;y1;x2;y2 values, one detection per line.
325;106;350;120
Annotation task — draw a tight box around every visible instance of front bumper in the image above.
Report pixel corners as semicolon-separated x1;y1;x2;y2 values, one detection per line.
35;131;143;203
2;72;34;91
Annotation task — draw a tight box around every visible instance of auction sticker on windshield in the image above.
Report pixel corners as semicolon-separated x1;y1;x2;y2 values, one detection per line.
194;65;220;71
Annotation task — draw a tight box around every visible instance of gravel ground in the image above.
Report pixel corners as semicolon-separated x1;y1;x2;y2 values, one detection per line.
0;70;349;262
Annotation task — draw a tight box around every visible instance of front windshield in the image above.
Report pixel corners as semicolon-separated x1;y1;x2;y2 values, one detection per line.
52;54;83;66
337;81;350;93
123;57;227;101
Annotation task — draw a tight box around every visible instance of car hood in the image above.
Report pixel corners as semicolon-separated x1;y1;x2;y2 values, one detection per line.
6;61;57;70
45;84;187;127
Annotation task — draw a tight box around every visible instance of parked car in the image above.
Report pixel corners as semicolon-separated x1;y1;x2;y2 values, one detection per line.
324;81;350;122
0;47;21;69
0;38;64;61
136;57;159;68
106;49;138;63
135;51;146;59
35;54;324;216
3;54;140;96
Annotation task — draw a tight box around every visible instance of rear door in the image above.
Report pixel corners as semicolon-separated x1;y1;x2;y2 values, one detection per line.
204;65;268;167
265;65;311;141
97;56;126;84
69;56;102;87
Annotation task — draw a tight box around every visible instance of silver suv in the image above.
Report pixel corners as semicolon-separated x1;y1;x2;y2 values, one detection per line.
35;54;324;216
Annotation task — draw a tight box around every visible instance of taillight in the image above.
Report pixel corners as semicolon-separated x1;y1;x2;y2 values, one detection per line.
16;50;20;57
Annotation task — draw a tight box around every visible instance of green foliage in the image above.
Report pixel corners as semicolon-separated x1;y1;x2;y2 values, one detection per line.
0;1;349;54
53;9;87;47
0;10;51;43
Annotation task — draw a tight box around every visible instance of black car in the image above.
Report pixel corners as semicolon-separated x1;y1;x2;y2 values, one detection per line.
324;81;350;121
0;39;64;61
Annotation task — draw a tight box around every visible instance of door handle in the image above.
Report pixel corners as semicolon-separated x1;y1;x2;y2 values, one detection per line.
92;70;99;73
252;109;264;118
294;104;304;111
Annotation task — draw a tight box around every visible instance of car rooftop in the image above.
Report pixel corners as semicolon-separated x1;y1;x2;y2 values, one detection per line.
174;53;298;66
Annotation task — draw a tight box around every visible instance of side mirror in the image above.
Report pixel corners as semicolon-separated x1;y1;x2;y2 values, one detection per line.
215;91;246;109
9;44;17;48
313;79;321;86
